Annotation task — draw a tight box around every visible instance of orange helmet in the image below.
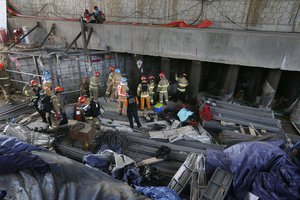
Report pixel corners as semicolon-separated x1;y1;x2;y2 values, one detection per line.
109;66;115;71
141;75;147;81
159;72;165;77
30;80;38;86
95;71;100;76
55;86;63;92
78;96;86;104
0;62;5;69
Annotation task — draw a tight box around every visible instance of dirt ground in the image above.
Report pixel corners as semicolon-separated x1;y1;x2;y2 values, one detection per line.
0;91;26;106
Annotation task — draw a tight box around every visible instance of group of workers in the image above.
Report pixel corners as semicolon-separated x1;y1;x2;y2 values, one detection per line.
1;59;189;130
83;6;106;24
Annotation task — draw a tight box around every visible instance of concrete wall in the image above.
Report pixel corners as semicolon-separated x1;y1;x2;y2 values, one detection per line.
9;0;300;32
8;18;300;71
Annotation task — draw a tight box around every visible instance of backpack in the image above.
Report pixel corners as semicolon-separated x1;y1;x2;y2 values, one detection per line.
141;82;148;92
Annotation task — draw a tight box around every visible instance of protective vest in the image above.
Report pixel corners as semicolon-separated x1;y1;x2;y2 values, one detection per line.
0;70;10;86
157;78;169;93
89;75;100;89
177;77;188;92
117;84;128;101
113;74;122;88
107;72;115;85
137;82;150;97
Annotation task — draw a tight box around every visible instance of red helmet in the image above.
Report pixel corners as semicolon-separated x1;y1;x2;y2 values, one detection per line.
148;75;154;80
141;76;147;81
55;86;63;92
94;6;98;10
84;9;89;14
109;66;115;71
30;80;38;86
78;96;86;104
94;71;100;76
159;72;165;77
0;62;5;69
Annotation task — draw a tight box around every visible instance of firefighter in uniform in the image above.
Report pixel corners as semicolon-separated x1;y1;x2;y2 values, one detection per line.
22;80;47;122
0;62;12;104
38;87;53;127
105;66;115;97
89;71;100;102
78;96;101;129
175;73;189;102
117;77;129;115
148;75;156;105
111;68;122;101
50;86;65;130
137;76;151;110
157;72;169;104
80;77;89;97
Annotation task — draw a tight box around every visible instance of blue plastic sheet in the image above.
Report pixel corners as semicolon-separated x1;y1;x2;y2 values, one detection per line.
177;108;193;122
206;140;300;200
135;186;181;200
0;136;48;174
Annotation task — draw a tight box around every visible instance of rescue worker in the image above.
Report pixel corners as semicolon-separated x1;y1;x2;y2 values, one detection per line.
83;9;96;23
117;77;129;115
78;96;101;129
0;62;12;104
126;91;142;129
89;71;100;102
92;6;106;23
175;73;189;102
111;68;122;101
49;86;65;130
22;79;47;122
105;66;115;97
80;77;89;97
12;28;24;44
148;75;156;105
38;87;53;127
157;72;169;104
137;76;151;110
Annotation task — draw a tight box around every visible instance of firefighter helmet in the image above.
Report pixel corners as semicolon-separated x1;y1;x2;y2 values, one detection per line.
30;80;38;87
94;6;98;10
182;73;187;77
148;75;154;80
109;66;115;71
141;76;147;81
78;96;86;104
94;71;100;76
0;62;5;69
159;72;165;77
55;86;63;92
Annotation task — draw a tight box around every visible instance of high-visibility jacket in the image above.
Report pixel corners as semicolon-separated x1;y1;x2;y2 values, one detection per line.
137;81;150;97
107;72;115;85
89;75;100;89
117;84;128;101
157;78;169;93
176;76;188;92
113;73;122;88
0;69;10;86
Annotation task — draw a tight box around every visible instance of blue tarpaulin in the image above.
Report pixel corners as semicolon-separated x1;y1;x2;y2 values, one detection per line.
0;136;48;174
206;140;300;200
135;186;181;200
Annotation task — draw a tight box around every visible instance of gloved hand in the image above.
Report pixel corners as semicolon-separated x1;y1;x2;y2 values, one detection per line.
54;113;61;119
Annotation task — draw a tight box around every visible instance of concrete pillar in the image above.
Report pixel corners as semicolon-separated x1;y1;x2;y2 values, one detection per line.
161;57;171;79
223;65;239;95
189;61;202;103
259;69;282;108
